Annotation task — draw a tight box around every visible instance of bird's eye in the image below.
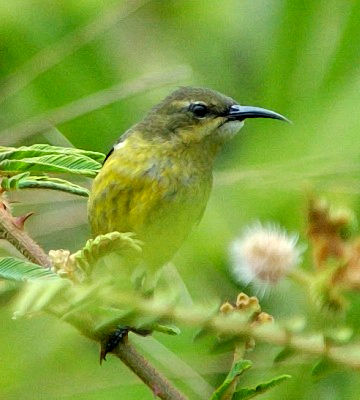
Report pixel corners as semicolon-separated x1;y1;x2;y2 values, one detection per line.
189;103;209;118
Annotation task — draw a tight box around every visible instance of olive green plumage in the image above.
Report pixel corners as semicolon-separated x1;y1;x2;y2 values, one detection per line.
88;87;288;269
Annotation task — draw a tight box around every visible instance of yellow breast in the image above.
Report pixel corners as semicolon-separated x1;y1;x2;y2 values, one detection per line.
88;133;216;268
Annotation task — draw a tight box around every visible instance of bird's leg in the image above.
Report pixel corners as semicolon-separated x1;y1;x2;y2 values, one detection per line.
99;267;160;363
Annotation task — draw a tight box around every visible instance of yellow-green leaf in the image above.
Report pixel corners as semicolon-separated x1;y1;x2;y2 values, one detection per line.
210;360;252;400
0;154;101;176
233;375;291;400
1;174;90;197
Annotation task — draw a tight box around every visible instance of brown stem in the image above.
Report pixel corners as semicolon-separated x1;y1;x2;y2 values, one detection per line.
59;312;187;400
105;293;360;370
0;197;187;398
0;203;51;268
114;342;187;400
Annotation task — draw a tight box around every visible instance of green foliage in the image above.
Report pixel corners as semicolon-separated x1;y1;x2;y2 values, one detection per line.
0;144;103;177
14;279;71;319
2;1;360;399
0;144;105;163
211;359;290;400
73;231;143;277
210;360;252;400
324;327;353;345
152;323;180;336
274;347;296;364
0;257;58;281
0;144;105;196
1;172;90;197
311;357;335;380
9;232;144;322
0;154;100;177
233;375;291;400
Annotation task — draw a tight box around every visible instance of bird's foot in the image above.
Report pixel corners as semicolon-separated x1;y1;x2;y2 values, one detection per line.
100;325;129;364
99;325;152;364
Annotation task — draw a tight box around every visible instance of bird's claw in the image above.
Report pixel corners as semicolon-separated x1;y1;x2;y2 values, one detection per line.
100;325;129;364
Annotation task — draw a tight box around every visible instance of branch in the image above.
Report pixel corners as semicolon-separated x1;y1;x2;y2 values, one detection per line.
0;200;51;268
59;312;187;400
114;342;187;400
105;293;360;370
0;196;187;398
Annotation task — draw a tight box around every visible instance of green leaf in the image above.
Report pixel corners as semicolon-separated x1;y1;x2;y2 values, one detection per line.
233;375;291;400
210;360;252;400
274;347;296;363
0;145;98;194
324;327;353;345
94;311;139;339
211;336;243;354
1;173;90;197
0;257;58;281
150;323;180;335
94;309;180;341
0;144;105;163
0;154;101;177
0;172;31;190
13;278;71;319
311;357;335;380
193;326;214;341
73;231;143;277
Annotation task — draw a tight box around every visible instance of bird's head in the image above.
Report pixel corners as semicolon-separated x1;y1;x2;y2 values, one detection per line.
136;87;289;145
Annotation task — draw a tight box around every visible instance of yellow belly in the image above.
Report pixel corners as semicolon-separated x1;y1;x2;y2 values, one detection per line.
88;147;212;269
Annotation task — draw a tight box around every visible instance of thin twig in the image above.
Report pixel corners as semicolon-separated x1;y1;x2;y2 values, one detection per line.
1;65;192;145
0;0;152;103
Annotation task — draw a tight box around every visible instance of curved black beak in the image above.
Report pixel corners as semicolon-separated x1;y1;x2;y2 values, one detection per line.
226;104;291;123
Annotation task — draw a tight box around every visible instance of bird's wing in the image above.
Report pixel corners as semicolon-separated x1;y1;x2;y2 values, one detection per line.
88;150;166;237
102;129;134;165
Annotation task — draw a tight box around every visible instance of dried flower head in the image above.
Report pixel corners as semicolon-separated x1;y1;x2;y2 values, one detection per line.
49;249;78;281
219;293;273;352
230;223;303;294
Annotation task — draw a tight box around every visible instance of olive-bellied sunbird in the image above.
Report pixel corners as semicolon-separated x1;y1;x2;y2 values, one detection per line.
88;87;289;270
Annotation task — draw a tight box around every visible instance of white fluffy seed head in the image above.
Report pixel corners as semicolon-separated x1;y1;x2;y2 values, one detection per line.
230;223;303;293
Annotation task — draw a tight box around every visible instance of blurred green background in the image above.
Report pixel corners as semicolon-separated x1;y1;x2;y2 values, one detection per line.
2;0;360;399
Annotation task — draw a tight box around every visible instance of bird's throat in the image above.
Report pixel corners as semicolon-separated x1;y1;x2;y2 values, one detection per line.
217;120;244;140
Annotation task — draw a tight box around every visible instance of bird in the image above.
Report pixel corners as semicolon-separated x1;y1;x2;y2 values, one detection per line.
88;87;289;361
88;87;289;270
